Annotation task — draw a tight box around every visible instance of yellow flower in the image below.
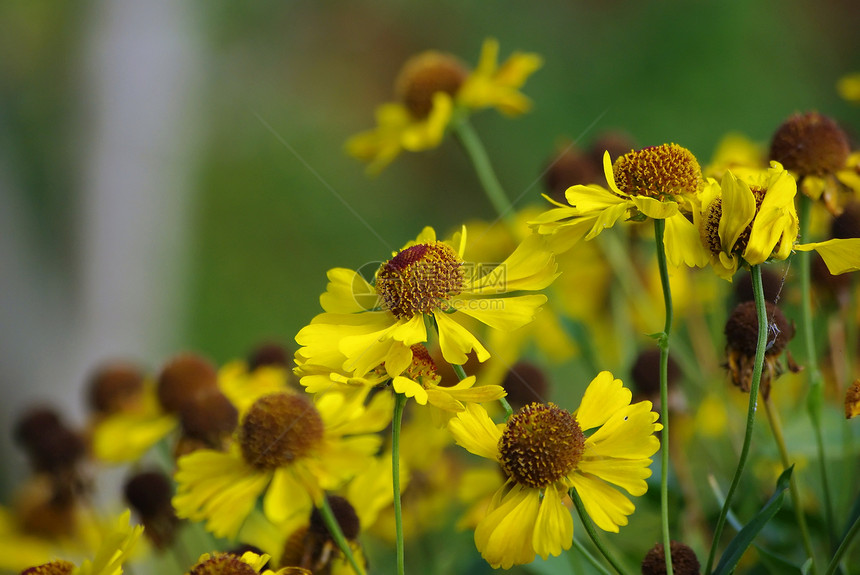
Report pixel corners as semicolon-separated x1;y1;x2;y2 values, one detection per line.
172;391;389;540
703;132;765;180
186;551;308;575
695;161;860;280
837;72;860;103
346;38;541;174
295;226;557;378
18;511;143;575
456;38;543;116
448;371;661;569
531;145;709;268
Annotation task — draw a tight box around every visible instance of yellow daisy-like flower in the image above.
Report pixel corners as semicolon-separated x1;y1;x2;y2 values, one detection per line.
346;38;541;174
172;391;389;540
186;551;308;575
695;161;860;280
19;510;143;575
448;371;661;569
295;226;557;378
531;144;709;268
837;72;860;104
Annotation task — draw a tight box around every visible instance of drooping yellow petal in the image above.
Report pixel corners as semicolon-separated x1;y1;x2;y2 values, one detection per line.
469;233;558;293
92;410;177;464
447;402;502;461
576;457;655;497
434;310;490;365
173;449;271;540
584;201;632;240
631;196;679;220
263;467;312;525
457;38;542;117
453;295;547;332
401;92;452;151
664;212;709;268
718;171;756;254
574;371;631;431
569;473;635;532
745;165;798;264
474;484;541;569
532;484;573;560
564;184;629;214
795;238;860;274
393;376;429;405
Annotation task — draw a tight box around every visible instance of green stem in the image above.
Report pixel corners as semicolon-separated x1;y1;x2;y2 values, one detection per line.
392;392;407;575
571;536;613;575
570;489;630;575
763;396;818;573
653;218;675;575
452;362;513;419
452;117;517;227
798;193;837;547
317;496;366;575
704;265;768;575
825;513;860;575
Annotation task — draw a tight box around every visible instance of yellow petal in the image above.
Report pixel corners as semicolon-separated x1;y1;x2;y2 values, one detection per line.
718;171;756;254
320;268;379;313
576;457;654;497
392;376;429;405
569;473;635;532
92;411;177;464
401;92;451;151
532;485;573;560
664;212;709;268
263;467;312;525
564;184;628;213
453;295;547;331
584;201;631;240
795;238;860;274
585;401;661;461
475;485;540;569
447;402;502;461
574;371;631;431
631;196;679;220
434;311;490;365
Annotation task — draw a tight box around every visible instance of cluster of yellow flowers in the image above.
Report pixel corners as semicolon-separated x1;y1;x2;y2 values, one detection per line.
5;38;860;575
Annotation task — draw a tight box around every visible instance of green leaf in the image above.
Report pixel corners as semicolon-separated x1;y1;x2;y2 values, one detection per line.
713;466;793;575
753;543;802;575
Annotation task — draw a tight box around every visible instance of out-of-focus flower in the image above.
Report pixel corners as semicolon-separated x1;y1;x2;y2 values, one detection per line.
172;391;389;540
448;371;661;569
185;550;308;575
837;73;860;103
845;379;860;419
346;38;541;174
769;111;860;214
703;132;765;180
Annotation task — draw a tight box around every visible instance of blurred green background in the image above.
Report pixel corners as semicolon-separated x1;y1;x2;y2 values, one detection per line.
1;0;858;499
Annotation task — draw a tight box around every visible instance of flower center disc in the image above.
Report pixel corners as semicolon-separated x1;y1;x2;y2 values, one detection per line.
498;402;585;489
395;52;467;119
375;242;465;319
613;143;701;199
239;393;324;470
187;554;258;575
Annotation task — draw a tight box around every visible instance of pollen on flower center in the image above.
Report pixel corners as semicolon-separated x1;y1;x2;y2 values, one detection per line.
702;187;768;257
406;344;438;380
498;402;585;489
395;51;467;119
239;393;324;470
21;560;76;575
375;242;465;319
613;143;701;199
187;553;259;575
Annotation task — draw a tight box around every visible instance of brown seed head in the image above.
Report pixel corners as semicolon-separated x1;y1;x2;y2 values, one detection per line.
187;553;259;575
725;301;793;357
239;393;324;470
180;390;239;446
502;362;549;410
395;51;467;119
156;353;219;413
87;361;145;415
376;242;465;319
769;112;850;177
21;560;76;575
247;342;290;371
641;541;701;575
309;495;361;541
542;145;602;201
498;403;585;489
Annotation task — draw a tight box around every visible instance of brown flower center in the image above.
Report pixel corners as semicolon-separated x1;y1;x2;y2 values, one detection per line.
612;143;701;199
769;111;850;177
187;554;259;575
375;242;465;319
498;402;585;489
21;560;76;575
395;51;467;119
239;393;324;470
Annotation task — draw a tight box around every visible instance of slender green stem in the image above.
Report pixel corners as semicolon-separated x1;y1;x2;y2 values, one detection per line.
452;117;517;227
318;496;366;575
571;536;613;575
392;392;407;575
452;362;513;419
653;218;675;575
704;265;768;575
763;396;818;573
570;489;630;575
825;513;860;575
798;193;837;546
